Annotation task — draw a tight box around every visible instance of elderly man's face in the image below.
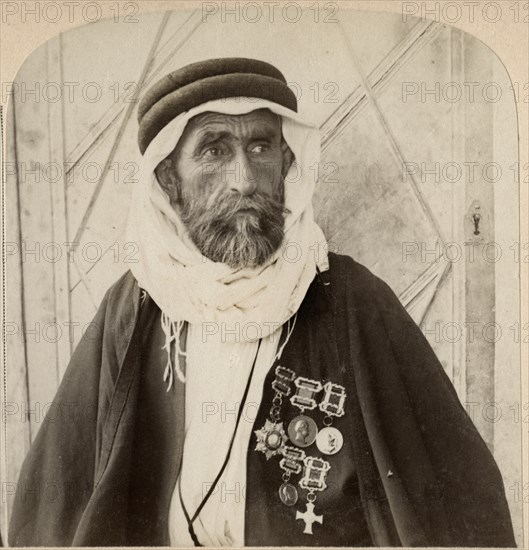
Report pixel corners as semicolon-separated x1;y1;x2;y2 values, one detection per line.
156;108;293;268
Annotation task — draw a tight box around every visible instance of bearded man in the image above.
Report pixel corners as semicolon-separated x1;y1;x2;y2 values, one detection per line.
8;58;515;547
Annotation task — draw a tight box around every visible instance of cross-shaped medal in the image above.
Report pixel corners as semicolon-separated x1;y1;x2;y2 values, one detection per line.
295;502;323;534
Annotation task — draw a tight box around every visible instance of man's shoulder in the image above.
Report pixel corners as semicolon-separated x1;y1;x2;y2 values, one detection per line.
327;252;394;297
106;269;138;298
326;252;407;323
99;269;141;321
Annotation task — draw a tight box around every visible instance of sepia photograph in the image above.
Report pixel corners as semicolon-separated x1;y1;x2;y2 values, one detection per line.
1;1;526;547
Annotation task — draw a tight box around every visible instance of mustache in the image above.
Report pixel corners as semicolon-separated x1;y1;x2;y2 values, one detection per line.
206;189;290;220
189;183;284;218
180;186;291;229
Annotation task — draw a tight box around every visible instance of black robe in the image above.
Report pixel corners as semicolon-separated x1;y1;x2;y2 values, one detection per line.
8;253;516;546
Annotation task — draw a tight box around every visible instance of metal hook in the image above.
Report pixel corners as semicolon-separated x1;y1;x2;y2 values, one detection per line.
472;213;481;235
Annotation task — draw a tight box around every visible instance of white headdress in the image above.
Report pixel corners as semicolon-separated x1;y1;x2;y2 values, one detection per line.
126;97;328;383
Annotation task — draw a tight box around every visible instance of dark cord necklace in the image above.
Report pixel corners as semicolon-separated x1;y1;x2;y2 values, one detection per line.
177;339;263;547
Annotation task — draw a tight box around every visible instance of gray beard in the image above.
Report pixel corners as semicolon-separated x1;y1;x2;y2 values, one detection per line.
179;187;289;269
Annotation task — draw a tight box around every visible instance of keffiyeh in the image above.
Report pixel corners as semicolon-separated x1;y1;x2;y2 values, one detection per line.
127;97;328;355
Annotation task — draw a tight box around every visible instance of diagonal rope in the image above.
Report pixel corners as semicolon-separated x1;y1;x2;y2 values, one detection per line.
64;10;203;178
335;22;452;323
320;20;441;152
337;21;448;248
72;11;172;247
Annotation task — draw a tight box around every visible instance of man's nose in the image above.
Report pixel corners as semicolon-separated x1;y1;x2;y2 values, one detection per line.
224;151;258;196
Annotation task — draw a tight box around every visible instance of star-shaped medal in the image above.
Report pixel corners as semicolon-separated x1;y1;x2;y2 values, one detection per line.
254;420;288;459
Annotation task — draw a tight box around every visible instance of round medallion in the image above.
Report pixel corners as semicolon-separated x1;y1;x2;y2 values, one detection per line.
265;430;283;450
316;426;343;455
287;415;318;448
278;482;298;506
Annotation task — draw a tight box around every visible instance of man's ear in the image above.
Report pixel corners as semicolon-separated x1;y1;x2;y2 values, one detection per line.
281;139;294;180
155;159;180;205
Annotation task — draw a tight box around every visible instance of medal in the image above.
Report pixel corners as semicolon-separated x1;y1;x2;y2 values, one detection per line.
279;482;299;506
317;381;346;454
289;377;322;448
278;445;305;506
316;426;343;455
296;501;323;535
253;364;345;534
254;420;288;459
254;366;295;459
288;415;318;448
296;456;330;535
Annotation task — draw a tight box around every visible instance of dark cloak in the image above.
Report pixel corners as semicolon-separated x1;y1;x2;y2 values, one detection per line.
8;253;516;546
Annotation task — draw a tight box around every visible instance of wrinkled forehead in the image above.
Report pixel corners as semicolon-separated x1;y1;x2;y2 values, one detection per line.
178;107;283;147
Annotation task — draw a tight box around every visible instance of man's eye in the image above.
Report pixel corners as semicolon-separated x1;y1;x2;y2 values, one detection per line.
250;144;269;154
203;146;226;157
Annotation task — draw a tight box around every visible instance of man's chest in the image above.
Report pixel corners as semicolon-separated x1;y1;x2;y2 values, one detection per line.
130;298;371;546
